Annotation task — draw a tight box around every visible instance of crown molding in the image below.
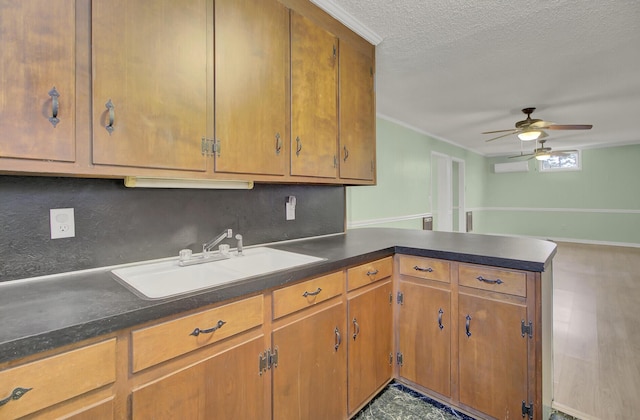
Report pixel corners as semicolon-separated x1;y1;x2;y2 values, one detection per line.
309;0;383;45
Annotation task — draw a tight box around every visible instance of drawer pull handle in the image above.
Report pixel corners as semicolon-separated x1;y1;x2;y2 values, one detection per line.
334;327;342;350
105;99;115;135
413;265;433;273
295;136;302;156
438;308;444;330
476;276;503;285
302;287;322;298
366;269;379;276
465;314;472;337
0;387;32;407
48;87;60;127
190;320;226;337
275;132;282;155
352;318;360;340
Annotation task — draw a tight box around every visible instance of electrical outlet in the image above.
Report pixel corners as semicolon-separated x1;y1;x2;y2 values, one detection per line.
50;208;75;239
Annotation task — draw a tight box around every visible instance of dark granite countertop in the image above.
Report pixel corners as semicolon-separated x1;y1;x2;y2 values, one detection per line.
0;228;556;364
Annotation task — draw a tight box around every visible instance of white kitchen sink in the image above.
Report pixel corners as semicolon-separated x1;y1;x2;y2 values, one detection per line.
111;247;325;299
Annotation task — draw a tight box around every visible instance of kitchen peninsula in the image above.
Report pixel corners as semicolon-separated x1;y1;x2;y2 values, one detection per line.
0;228;555;419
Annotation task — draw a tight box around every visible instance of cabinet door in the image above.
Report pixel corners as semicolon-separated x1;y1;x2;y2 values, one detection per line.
92;0;208;172
347;281;393;414
214;0;287;176
0;0;75;162
339;41;375;181
272;302;347;419
458;292;528;419
397;280;451;397
290;12;338;179
132;335;267;419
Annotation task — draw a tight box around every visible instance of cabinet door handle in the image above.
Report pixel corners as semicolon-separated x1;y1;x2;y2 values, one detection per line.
334;327;342;350
413;265;433;273
0;387;32;407
366;269;378;277
352;318;360;340
48;87;60;127
275;132;282;155
476;276;503;285
189;319;226;337
302;287;322;298
465;314;472;337
105;99;115;135
343;145;349;161
295;136;302;156
438;308;444;330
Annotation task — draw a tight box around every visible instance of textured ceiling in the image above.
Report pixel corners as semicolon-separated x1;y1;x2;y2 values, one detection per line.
316;0;640;156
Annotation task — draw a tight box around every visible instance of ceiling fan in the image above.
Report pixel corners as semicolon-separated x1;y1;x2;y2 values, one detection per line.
508;139;577;161
483;107;593;142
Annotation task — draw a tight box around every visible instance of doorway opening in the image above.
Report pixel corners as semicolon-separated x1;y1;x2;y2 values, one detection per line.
431;152;465;232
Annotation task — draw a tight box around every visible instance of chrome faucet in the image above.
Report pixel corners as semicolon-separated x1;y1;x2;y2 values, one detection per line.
203;229;233;255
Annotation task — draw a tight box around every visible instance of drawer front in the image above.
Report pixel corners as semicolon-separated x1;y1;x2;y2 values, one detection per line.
273;271;344;319
458;264;526;297
398;255;451;283
132;295;263;372
347;257;393;291
0;339;116;419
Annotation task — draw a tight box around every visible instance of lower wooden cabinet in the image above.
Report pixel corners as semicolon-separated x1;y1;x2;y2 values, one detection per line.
131;335;267;419
347;279;393;414
0;339;116;419
395;255;541;420
271;273;347;420
397;279;451;398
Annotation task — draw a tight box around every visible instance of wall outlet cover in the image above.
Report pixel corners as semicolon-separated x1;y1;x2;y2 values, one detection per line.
50;208;75;239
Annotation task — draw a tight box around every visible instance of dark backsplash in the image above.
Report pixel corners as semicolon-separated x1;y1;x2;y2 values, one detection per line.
0;176;345;282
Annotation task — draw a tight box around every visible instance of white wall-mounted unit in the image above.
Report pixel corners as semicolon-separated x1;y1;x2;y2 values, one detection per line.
494;161;529;173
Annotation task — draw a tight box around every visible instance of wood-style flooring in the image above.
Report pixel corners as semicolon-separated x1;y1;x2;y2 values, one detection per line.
552;242;640;420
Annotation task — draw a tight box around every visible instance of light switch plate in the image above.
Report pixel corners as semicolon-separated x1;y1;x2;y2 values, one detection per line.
50;208;75;239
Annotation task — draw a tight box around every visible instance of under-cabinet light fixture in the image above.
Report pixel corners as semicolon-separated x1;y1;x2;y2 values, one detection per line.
124;176;254;190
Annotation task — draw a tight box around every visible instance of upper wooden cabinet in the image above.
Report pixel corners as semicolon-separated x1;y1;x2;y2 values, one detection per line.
0;0;75;162
91;0;208;172
214;0;288;176
290;11;339;179
339;40;376;181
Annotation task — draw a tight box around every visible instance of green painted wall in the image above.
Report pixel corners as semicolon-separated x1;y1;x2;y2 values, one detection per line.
477;144;640;245
346;117;485;229
347;117;640;246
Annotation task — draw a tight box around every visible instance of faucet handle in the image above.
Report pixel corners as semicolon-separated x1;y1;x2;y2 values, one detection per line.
235;234;244;256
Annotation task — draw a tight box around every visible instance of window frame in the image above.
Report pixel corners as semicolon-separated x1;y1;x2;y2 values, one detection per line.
539;149;582;172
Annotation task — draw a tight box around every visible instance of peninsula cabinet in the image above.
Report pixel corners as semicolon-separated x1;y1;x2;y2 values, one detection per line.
91;0;209;172
0;0;76;163
271;271;347;419
213;0;288;176
396;256;452;398
395;255;541;420
290;11;339;179
346;257;394;415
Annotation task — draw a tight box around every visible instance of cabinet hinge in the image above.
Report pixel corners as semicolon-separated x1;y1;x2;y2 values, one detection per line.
522;401;534;419
333;155;337;168
521;320;533;339
397;291;404;305
389;352;393;365
212;139;221;157
389;292;393;305
259;347;279;375
396;352;403;366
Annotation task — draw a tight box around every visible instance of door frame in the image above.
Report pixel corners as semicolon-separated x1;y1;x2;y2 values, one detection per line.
430;152;465;232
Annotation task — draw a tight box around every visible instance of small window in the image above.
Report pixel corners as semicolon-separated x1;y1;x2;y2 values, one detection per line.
540;150;581;172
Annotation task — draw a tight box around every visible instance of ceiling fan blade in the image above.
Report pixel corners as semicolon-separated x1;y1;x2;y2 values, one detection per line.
539;124;593;130
482;129;519;134
550;149;579;155
485;131;518;142
508;152;534;159
529;120;554;129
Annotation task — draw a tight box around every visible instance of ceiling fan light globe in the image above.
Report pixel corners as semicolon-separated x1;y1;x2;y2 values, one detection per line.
518;130;542;141
535;153;551;161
